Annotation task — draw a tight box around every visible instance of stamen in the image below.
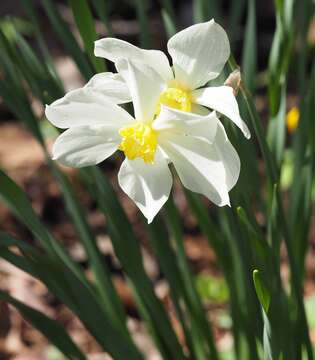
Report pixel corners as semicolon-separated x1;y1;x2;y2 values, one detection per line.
156;87;191;115
119;122;158;163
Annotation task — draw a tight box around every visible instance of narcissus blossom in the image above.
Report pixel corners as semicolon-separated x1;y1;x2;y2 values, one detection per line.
94;19;251;139
46;58;240;223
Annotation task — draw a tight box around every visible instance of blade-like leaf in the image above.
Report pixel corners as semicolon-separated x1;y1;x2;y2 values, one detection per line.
42;0;93;80
0;290;86;360
69;0;105;73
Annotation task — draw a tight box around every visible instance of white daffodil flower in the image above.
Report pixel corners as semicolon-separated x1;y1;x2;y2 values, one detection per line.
46;58;240;223
94;19;251;139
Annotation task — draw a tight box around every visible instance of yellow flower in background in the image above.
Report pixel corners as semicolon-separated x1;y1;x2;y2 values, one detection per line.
286;106;300;133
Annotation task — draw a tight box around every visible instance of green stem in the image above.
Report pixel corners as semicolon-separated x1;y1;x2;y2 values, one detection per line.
164;195;219;360
228;57;313;359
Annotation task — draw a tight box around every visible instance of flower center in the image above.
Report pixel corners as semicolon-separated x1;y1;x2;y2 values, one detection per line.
156;87;191;115
119;122;158;163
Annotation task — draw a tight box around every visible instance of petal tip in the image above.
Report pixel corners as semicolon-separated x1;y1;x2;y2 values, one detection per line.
243;126;251;139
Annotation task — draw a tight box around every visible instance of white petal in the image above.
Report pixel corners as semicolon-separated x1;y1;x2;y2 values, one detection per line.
52;125;120;167
212;121;241;191
118;149;172;223
159;134;232;206
167;19;230;90
192;85;251;139
85;72;131;104
94;38;173;83
116;59;166;122
191;103;211;116
153;105;218;143
45;88;134;129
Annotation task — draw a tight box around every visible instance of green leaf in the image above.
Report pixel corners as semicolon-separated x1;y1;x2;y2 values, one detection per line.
147;216;203;360
0;27;127;334
90;0;114;36
0;234;143;359
241;0;257;92
196;274;229;303
193;0;221;23
81;167;186;360
0;290;86;360
20;0;63;89
133;0;152;48
236;206;270;264
42;0;93;80
267;86;286;167
161;9;177;38
163;196;218;360
161;0;177;37
48;160;128;331
305;295;315;329
262;310;273;360
69;0;106;73
253;270;271;313
228;0;246;46
2;25;63;103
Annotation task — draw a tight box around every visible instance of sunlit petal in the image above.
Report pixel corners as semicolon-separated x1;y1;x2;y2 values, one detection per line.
85;72;131;104
159;133;234;206
94;38;173;83
192;85;251;138
153;105;218;143
118;149;172;223
45;88;134;129
168;19;230;90
116;59;166;122
52;125;120;167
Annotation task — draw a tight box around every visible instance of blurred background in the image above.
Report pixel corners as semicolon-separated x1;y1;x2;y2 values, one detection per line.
0;1;315;359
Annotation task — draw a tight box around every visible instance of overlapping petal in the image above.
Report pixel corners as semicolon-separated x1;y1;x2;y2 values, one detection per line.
192;85;251;139
116;59;166;122
159;132;235;207
211;122;240;191
167;19;230;90
46;22;246;223
94;38;173;83
153;105;218;143
45;88;134;129
118;149;172;223
52;125;120;167
85;72;131;104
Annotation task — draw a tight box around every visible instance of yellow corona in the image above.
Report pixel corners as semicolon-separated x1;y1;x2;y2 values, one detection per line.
119;122;158;163
156;87;191;115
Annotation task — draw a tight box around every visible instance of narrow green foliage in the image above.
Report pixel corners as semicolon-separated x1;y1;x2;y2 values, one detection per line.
81;167;186;360
161;0;177;37
134;0;152;48
164;196;219;359
0;290;86;360
42;0;94;80
20;0;63;88
0;234;143;360
253;270;271;313
90;0;114;36
242;0;257;92
193;0;221;23
228;0;246;46
69;0;106;72
161;9;177;38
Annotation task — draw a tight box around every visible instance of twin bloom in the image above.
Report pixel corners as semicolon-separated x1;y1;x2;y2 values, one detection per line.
46;20;251;223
